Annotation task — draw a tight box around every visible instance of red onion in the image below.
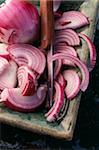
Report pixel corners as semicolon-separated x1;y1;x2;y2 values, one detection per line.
45;74;66;118
54;59;62;78
0;43;10;60
18;66;37;96
0;56;9;74
8;44;46;75
45;81;64;122
0;86;47;112
55;29;80;46
56;45;77;66
79;33;96;72
0;60;18;90
55;11;89;30
63;69;80;100
0;0;39;44
48;53;89;92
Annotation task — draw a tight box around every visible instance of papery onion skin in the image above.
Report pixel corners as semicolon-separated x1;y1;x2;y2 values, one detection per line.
48;53;89;92
0;0;39;44
1;86;47;112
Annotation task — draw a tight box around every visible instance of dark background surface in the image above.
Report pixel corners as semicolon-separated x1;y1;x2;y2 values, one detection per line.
0;28;99;150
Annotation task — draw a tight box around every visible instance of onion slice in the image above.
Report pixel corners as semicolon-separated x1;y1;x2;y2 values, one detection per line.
55;29;80;46
48;53;89;92
18;66;37;96
45;81;64;122
55;11;89;30
79;33;96;72
0;86;47;112
63;69;80;100
0;60;18;90
8;44;46;75
54;59;62;78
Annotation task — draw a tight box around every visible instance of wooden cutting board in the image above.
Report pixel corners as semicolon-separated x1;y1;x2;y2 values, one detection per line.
0;0;99;140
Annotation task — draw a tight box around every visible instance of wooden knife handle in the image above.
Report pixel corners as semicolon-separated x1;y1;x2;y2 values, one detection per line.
40;0;54;49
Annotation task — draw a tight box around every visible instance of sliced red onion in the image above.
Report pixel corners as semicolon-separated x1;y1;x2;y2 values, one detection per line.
0;0;39;44
0;56;9;74
46;81;64;122
54;59;62;78
63;69;80;100
55;29;80;46
45;74;66;118
18;66;37;96
56;45;77;66
55;11;89;30
48;53;89;92
79;33;96;72
8;44;46;75
0;86;47;112
57;73;66;88
0;60;18;90
0;43;10;60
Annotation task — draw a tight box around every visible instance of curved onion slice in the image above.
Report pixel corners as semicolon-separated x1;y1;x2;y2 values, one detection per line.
0;56;9;74
0;60;18;90
56;45;77;66
79;33;96;72
45;74;66;118
48;53;89;92
0;0;39;44
8;44;46;75
18;66;37;96
63;70;80;100
55;29;80;46
0;43;10;60
45;81;64;122
55;11;89;30
0;86;46;112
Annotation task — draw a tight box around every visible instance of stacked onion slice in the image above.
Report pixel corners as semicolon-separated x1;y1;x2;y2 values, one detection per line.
0;43;46;112
46;10;96;122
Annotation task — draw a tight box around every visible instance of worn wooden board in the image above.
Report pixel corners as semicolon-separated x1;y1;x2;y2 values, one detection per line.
0;0;99;141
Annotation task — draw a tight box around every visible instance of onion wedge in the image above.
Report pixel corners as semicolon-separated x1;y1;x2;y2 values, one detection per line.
0;43;10;60
0;56;9;74
0;86;47;112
